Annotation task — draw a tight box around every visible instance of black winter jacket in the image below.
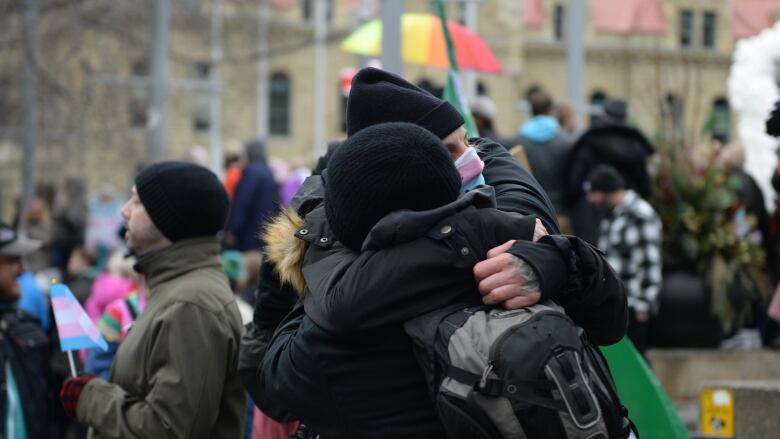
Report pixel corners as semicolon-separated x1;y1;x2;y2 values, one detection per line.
566;122;655;243
0;308;50;439
301;188;626;345
514;132;574;214
257;189;538;438
245;138;627;436
567;122;654;200
239;137;562;392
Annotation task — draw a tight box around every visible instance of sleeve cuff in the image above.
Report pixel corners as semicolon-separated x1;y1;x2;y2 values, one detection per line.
507;237;570;302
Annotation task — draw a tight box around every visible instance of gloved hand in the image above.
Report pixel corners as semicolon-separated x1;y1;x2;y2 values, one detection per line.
60;374;95;421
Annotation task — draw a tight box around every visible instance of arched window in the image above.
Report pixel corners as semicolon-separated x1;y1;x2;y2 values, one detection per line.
269;72;291;137
705;97;730;142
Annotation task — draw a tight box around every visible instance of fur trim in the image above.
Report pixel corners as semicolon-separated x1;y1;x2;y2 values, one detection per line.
262;208;309;297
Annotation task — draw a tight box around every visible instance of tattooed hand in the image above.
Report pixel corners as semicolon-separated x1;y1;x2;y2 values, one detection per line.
473;240;542;309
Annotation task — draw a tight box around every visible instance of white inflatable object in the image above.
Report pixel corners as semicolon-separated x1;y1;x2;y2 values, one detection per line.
728;22;780;209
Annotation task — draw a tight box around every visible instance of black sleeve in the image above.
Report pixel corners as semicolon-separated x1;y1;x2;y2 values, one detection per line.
566;142;591;203
474;137;561;234
508;235;628;345
253;306;335;424
302;210;537;334
253;260;299;331
239;260;298;404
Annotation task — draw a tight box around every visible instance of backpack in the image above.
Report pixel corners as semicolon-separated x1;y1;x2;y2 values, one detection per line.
404;301;635;439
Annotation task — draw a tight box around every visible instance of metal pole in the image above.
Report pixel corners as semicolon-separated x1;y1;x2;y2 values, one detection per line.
256;0;269;139
20;0;39;226
312;0;327;160
380;0;404;75
148;0;171;163
565;0;586;128
209;0;224;178
463;0;478;101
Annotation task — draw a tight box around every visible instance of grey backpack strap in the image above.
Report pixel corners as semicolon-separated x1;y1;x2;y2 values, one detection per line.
545;350;602;429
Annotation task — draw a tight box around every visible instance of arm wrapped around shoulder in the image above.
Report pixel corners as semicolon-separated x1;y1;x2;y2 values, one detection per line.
508;235;628;345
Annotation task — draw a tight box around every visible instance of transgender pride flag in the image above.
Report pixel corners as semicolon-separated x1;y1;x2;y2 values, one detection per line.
51;283;108;352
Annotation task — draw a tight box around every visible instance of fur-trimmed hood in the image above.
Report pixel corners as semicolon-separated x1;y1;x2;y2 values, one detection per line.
261;175;327;297
263;208;309;298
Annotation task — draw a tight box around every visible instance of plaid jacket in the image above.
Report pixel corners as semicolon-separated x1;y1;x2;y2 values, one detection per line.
597;190;662;314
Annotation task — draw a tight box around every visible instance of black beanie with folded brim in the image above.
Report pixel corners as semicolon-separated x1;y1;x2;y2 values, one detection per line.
135;161;229;242
346;67;465;139
325;122;461;251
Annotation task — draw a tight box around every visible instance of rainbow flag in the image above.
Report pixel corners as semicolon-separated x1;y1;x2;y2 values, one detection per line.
51;283;108;352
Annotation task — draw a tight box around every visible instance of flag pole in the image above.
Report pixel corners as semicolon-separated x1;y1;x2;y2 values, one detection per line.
434;0;478;137
67;351;77;378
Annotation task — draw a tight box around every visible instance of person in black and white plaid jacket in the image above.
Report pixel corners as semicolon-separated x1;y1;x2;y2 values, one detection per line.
584;165;662;353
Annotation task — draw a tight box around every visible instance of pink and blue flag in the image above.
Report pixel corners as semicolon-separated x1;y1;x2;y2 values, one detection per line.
51;283;108;352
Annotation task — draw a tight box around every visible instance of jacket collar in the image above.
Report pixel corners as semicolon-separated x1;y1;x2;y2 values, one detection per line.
362;186;497;250
299;186;497;251
134;237;222;291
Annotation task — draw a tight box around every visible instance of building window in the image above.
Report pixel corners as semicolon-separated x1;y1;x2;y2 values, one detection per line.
0;78;11;128
705;97;731;142
302;0;334;23
129;60;149;129
192;62;211;132
269;72;291;136
477;81;488;96
680;10;694;48
703;11;717;49
662;94;684;143
553;4;565;42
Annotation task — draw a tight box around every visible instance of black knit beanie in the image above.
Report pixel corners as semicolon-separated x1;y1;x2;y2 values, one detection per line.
324;122;461;251
346;67;465;139
584;165;625;194
134;161;229;242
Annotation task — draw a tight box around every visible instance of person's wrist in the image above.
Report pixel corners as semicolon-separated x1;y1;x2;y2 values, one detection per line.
60;374;96;421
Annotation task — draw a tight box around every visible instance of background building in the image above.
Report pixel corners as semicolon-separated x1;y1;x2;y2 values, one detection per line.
0;0;776;219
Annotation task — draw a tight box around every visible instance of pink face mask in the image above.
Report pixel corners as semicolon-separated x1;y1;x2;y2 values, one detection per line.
454;147;485;183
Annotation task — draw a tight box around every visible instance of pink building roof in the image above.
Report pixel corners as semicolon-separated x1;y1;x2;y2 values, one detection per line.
732;0;779;39
592;0;667;34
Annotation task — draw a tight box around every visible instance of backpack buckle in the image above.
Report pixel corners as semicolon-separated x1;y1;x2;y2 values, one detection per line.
478;363;494;390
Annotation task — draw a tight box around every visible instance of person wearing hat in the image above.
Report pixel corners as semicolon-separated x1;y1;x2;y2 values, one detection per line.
584;164;662;354
567;97;655;245
59;161;245;439
511;89;575;220
470;95;503;143
252;125;627;438
320;66;624;342
244;68;628;436
0;223;50;439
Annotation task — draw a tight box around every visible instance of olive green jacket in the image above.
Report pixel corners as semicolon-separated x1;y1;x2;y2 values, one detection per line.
78;237;245;439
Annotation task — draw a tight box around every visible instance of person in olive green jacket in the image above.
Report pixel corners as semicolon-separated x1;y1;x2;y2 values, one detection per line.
59;161;245;439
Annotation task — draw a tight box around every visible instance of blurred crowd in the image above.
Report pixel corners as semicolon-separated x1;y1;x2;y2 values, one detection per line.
2;136;309;438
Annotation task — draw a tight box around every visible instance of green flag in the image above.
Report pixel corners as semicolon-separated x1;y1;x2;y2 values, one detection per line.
601;338;691;438
434;0;478;137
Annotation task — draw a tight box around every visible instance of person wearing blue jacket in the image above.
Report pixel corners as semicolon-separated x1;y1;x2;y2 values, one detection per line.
512;90;574;217
225;139;279;251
